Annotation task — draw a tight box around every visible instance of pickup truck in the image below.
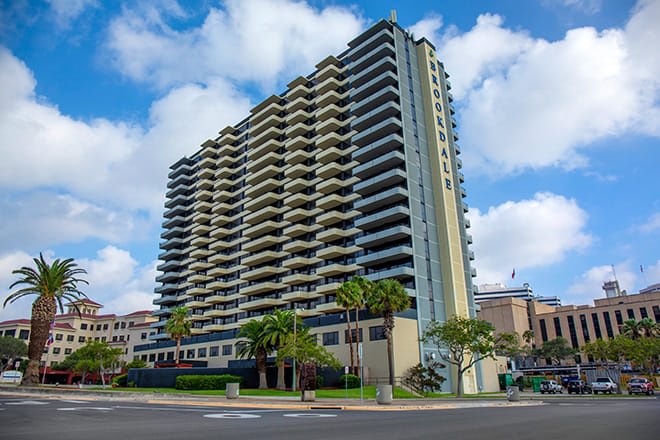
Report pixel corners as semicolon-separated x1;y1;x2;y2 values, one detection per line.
591;377;618;394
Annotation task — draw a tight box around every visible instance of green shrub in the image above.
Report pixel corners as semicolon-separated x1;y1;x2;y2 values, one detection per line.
175;374;244;390
316;375;324;389
338;374;360;389
112;374;128;387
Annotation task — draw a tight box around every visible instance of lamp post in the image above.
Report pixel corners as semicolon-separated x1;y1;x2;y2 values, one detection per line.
291;307;303;392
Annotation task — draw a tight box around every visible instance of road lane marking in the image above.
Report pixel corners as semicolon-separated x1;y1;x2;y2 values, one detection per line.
203;413;261;419
60;400;89;404
57;407;113;411
5;401;49;405
283;413;337;418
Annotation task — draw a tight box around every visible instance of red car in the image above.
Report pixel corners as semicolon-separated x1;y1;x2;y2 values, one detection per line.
627;378;655;395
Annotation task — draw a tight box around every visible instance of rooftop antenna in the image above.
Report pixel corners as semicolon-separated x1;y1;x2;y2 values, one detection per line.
389;9;397;23
611;264;618;282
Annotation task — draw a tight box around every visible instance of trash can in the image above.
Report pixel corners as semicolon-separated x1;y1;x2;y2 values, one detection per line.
226;382;240;399
376;384;393;405
507;385;520;402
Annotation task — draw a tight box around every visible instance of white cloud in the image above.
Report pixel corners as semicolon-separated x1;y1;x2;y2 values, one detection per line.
542;0;603;14
45;0;99;29
638;212;660;233
642;259;660;282
408;13;442;44
1;248;156;322
104;0;366;89
567;261;638;304
429;0;660;176
468;192;592;284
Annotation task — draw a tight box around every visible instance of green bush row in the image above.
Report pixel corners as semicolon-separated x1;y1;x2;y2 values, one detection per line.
338;374;360;389
112;374;128;387
175;374;244;390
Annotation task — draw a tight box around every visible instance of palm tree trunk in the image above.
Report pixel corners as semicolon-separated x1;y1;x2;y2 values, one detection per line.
384;311;395;386
345;306;354;374
257;349;268;389
23;296;56;385
175;337;181;364
276;359;285;390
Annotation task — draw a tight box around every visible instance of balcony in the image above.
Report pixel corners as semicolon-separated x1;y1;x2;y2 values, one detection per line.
316;209;359;226
282;240;322;253
354;186;408;212
281;256;321;269
316;245;360;259
353;133;404;163
356;225;411;248
281;273;320;285
241;282;285;296
351;116;401;148
241;266;287;282
316;263;360;277
354;169;406;195
356;245;413;266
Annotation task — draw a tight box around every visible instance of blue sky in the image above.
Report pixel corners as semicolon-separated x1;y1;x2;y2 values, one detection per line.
1;0;658;321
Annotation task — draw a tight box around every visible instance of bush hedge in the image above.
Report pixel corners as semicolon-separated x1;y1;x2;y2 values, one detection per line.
175;374;244;390
338;374;360;389
112;374;128;387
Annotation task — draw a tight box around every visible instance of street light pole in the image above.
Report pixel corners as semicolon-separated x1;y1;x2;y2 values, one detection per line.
292;308;297;393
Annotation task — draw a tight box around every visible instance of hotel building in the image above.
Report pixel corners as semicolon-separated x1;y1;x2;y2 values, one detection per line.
146;16;481;390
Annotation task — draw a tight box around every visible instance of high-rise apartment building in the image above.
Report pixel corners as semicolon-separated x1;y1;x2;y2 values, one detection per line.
149;17;480;390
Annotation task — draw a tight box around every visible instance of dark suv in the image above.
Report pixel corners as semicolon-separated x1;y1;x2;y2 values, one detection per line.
567;380;591;394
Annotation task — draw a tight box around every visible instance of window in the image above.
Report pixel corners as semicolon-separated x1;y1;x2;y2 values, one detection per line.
591;313;602;339
141;332;147;340
187;349;195;359
78;336;86;343
80;323;88;330
210;346;219;357
96;324;102;331
198;348;207;358
627;309;635;320
167;351;174;360
67;335;74;342
119;335;125;341
19;330;30;340
103;324;109;330
129;321;135;328
222;345;232;356
322;331;339;346
653;306;660;323
121;322;127;329
603;311;614;338
64;348;72;355
53;333;62;341
52;347;61;354
4;329;15;338
639;307;648;319
369;326;386;341
344;328;363;343
158;352;165;361
114;323;120;330
615;310;623;327
101;336;106;342
553;317;562;337
149;353;156;362
94;337;99;341
127;335;130;341
579;314;590;342
112;336;118;342
567;316;578;348
539;319;548;342
141;355;147;361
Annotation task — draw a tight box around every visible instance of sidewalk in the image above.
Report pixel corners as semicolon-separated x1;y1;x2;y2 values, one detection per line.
0;385;544;411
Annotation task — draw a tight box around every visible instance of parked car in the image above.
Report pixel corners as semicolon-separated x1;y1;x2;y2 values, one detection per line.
567;380;591;394
591;377;618;394
627;378;655;395
540;380;563;394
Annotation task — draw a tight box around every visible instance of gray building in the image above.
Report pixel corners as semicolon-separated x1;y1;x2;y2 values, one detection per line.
148;16;480;391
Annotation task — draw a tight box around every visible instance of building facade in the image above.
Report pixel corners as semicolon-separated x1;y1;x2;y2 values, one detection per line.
0;299;156;368
148;17;479;390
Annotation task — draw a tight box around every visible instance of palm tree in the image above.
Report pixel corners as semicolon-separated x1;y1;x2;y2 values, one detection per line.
236;319;270;389
263;309;296;390
4;253;88;385
638;318;659;338
336;280;360;374
367;278;411;386
165;306;192;365
620;319;643;340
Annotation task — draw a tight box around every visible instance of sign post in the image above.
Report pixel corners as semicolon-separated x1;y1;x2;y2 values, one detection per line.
358;343;363;402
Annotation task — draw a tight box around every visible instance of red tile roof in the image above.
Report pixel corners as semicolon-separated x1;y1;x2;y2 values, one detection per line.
0;319;30;326
67;298;103;307
124;310;153;317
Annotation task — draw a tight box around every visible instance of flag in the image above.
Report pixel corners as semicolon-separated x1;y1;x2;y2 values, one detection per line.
46;333;54;346
640;265;644;273
511;268;515;280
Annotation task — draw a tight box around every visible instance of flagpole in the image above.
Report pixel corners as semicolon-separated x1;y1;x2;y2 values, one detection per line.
42;349;49;384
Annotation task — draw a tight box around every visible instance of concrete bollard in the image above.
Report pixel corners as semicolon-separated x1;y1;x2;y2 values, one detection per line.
226;382;240;399
376;384;393;405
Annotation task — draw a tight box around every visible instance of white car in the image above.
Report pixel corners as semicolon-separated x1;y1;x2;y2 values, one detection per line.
540;380;563;394
591;377;618;394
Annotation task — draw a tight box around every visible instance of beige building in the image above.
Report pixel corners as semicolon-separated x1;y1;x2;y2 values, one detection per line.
0;299;156;368
478;290;660;366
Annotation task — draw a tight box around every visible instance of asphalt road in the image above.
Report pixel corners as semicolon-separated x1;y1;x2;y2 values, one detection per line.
1;396;658;440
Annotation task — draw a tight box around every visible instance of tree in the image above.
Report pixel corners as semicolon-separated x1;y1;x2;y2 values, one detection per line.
263;309;296;390
165;306;192;365
56;341;122;385
236;319;270;389
336;280;360;374
621;319;643;340
125;358;148;369
422;316;517;397
0;336;28;372
351;275;373;376
367;278;411;386
4;253;88;385
402;361;446;397
638;318;659;338
276;326;340;399
535;337;575;365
